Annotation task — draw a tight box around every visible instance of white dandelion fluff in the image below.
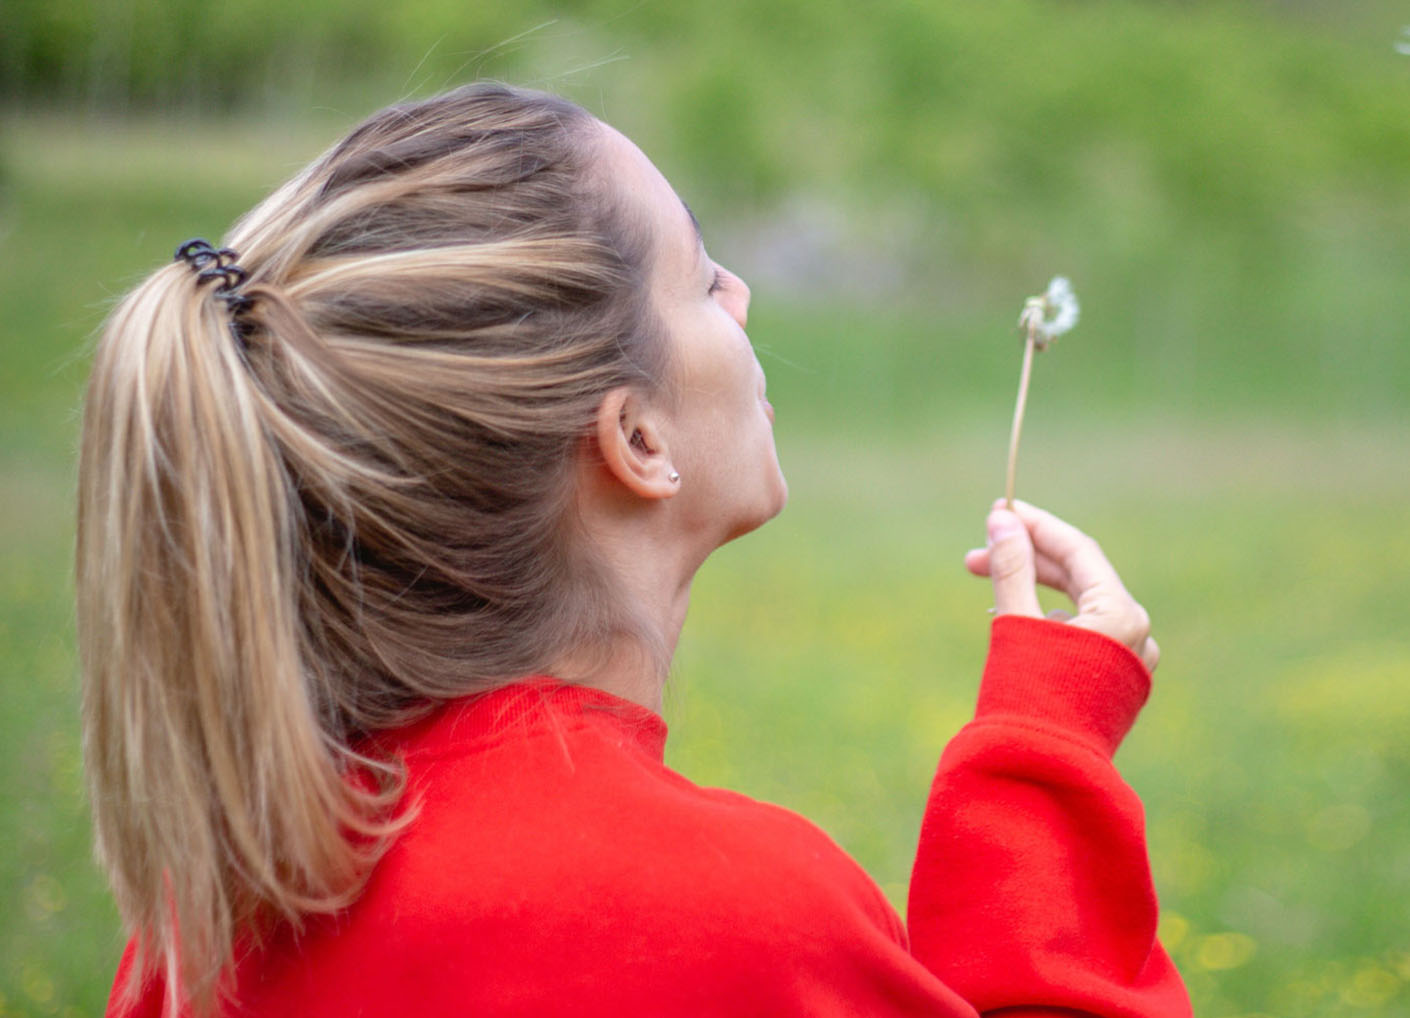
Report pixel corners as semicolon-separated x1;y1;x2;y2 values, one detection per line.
1397;26;1410;56
1004;275;1079;508
1018;275;1080;349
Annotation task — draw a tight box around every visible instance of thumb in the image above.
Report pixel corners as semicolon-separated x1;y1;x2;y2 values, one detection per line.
987;509;1043;618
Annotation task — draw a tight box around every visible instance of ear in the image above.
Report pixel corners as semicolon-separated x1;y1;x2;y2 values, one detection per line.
593;387;680;500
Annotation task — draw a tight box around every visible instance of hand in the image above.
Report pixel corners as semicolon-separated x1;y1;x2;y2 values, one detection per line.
963;499;1159;673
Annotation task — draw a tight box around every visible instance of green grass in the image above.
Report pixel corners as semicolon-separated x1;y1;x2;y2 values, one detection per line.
3;36;1410;1014
673;423;1410;1018
7;414;1408;1017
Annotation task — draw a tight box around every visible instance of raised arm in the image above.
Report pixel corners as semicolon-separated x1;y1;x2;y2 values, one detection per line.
908;502;1190;1017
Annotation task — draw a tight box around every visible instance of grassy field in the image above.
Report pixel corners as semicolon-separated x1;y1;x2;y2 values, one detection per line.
675;422;1410;1018
3;19;1410;1014
5;399;1408;1017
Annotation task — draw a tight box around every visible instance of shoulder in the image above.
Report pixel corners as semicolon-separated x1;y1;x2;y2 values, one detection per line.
383;716;898;936
225;692;953;1015
299;717;904;1000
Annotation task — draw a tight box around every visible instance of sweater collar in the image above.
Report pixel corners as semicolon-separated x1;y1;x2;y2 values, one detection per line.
392;678;669;763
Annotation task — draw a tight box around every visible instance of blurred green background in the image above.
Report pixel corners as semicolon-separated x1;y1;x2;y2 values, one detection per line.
3;1;1409;1015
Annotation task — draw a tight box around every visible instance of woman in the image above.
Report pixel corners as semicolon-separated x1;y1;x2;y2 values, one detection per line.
80;83;1187;1017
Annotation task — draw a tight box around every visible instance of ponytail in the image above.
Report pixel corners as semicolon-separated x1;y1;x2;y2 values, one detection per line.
78;264;403;1013
79;83;663;1015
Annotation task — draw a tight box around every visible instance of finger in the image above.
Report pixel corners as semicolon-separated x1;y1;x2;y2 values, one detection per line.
1005;499;1125;606
1140;635;1160;674
985;509;1043;618
1070;593;1154;661
987;499;1157;662
1045;609;1073;622
965;547;1071;591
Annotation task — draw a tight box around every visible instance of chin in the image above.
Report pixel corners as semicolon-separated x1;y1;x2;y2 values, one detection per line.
723;471;788;545
767;472;789;520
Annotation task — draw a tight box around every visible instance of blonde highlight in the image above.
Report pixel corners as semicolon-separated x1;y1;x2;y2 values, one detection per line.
78;83;664;1015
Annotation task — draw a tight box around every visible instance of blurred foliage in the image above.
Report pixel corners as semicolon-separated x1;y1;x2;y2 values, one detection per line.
8;0;1410;206
12;0;1408;416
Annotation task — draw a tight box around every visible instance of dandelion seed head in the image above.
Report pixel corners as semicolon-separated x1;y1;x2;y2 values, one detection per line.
1397;26;1410;55
1018;275;1080;349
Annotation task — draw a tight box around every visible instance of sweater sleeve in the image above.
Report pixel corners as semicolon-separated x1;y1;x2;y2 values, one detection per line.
907;616;1192;1018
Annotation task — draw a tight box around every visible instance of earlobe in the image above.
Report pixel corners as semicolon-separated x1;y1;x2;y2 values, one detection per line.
594;388;679;500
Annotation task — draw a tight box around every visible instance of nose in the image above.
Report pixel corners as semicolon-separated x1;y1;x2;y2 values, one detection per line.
733;274;751;330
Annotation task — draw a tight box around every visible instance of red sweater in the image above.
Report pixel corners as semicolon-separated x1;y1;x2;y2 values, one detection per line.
108;616;1190;1016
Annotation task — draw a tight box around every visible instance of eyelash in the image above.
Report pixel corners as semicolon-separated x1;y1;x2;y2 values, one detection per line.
708;269;725;295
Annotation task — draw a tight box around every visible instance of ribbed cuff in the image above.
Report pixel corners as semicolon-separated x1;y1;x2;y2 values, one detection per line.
975;616;1152;758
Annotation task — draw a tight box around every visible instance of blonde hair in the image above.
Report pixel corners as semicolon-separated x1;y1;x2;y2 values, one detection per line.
77;83;664;1015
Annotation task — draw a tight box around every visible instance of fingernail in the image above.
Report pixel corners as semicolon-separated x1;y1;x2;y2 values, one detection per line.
987;510;1023;545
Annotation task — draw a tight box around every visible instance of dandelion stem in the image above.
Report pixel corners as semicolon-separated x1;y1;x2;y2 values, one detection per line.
1004;325;1038;511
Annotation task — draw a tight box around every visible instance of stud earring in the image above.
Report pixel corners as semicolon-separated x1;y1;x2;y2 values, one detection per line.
667;470;680;484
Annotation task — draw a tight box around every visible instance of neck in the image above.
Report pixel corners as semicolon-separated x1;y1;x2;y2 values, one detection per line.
550;503;709;716
550;581;690;715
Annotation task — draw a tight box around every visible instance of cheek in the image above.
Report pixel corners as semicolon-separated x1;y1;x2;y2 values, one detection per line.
668;323;768;455
678;340;753;411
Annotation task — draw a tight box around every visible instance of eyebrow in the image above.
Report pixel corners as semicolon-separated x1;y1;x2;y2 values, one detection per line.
682;200;705;247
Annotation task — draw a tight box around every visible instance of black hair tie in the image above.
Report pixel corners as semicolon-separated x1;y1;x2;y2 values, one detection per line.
174;238;255;318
